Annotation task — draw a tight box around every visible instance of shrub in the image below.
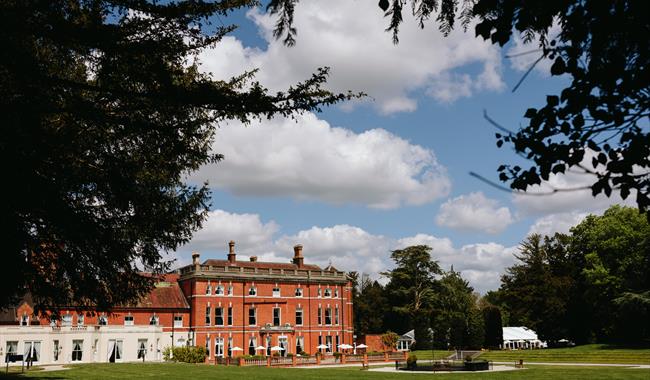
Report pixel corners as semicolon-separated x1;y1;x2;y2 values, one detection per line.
163;346;207;363
407;354;417;369
299;351;310;357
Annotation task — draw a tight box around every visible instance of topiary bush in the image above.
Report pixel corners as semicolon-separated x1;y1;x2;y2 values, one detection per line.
406;354;417;369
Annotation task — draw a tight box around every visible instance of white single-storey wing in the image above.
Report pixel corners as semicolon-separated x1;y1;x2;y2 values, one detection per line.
501;327;547;350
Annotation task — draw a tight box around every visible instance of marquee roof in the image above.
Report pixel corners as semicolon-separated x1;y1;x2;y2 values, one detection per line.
503;326;540;342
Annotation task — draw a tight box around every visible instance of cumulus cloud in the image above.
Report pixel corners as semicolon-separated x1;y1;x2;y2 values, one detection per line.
436;192;513;234
198;0;504;114
176;209;279;258
191;112;451;209
527;211;589;237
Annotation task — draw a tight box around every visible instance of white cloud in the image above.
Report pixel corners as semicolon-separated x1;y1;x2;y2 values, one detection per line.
436;192;513;234
172;209;518;293
198;0;505;114
192;112;451;209
527;211;589;237
177;209;279;257
505;20;562;76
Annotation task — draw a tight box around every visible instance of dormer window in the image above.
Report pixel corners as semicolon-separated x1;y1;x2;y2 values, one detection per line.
272;287;281;297
215;285;224;296
295;288;303;297
98;315;108;325
20;314;29;326
149;315;159;326
324;288;332;297
248;287;257;296
124;315;134;326
77;314;84;326
62;314;72;326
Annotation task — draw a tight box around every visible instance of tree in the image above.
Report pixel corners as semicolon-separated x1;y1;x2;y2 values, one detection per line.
354;273;389;334
269;0;650;216
482;305;503;349
380;331;400;352
383;245;441;349
1;0;355;312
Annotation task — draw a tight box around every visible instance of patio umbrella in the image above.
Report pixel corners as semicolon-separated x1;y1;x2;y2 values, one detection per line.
255;346;266;351
230;347;244;351
316;344;328;349
270;346;284;352
338;344;353;350
356;344;368;348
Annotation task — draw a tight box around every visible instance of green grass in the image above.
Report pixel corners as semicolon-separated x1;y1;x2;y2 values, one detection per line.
0;363;648;380
473;344;650;364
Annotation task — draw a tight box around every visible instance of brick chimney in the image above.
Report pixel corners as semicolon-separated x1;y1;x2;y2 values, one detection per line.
249;256;258;262
227;241;236;263
192;251;200;265
293;244;304;268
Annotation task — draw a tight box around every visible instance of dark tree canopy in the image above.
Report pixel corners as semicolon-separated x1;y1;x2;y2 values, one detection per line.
0;0;355;312
269;0;650;216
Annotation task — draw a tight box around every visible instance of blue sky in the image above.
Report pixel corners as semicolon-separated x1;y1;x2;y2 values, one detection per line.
173;1;628;293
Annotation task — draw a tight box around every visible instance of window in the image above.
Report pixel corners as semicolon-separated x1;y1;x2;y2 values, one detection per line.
335;336;340;352
335;307;339;325
273;307;281;326
324;288;332;297
295;308;303;326
272;287;281;297
205;337;211;357
137;339;147;359
77;314;84;326
108;340;123;362
62;314;72;326
325;307;332;325
228;285;234;296
266;335;272;356
124;315;134;326
295;288;303;297
6;341;17;356
318;336;322;351
248;286;257;296
174;315;183;327
325;336;333;353
296;337;304;354
248;337;256;356
248;307;256;325
149;315;159;326
24;341;41;362
205;306;211;325
215;338;224;358
227;307;233;326
20;314;29;326
98;315;108;325
215;307;224;325
215;285;224;296
206;283;212;295
317;306;322;325
72;340;83;361
317;288;322;297
227;337;233;357
53;340;60;361
334;288;339;298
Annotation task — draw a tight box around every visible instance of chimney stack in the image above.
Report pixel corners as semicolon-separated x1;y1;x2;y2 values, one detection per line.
227;241;236;263
192;252;200;265
293;244;304;268
249;256;258;262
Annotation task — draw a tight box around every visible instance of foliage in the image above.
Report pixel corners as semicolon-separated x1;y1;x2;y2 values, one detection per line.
353;274;389;335
0;0;357;311
482;305;503;349
406;353;417;369
269;0;650;217
495;205;650;345
380;331;399;351
383;245;441;349
163;346;207;364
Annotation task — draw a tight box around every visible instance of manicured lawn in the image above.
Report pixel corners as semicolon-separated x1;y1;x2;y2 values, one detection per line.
0;363;649;380
476;344;650;364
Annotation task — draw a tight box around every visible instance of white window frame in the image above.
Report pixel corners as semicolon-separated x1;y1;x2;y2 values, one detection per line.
71;340;84;362
98;315;108;325
324;288;332;297
124;315;134;326
249;286;257;296
62;314;72;327
173;315;183;327
248;307;257;326
215;285;224;296
77;314;84;326
149;315;159;326
295;308;303;326
273;307;281;326
272;287;281;297
215;307;224;326
295;288;303;297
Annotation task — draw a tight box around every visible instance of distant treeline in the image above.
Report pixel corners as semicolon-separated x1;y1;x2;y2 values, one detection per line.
351;205;650;349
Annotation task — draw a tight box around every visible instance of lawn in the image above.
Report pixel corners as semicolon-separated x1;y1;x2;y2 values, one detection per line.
475;344;650;364
0;363;649;380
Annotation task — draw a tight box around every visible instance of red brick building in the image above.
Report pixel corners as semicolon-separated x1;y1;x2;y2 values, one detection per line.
179;242;354;361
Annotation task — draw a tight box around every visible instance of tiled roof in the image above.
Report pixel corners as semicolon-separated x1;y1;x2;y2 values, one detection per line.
202;259;323;271
127;283;189;310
